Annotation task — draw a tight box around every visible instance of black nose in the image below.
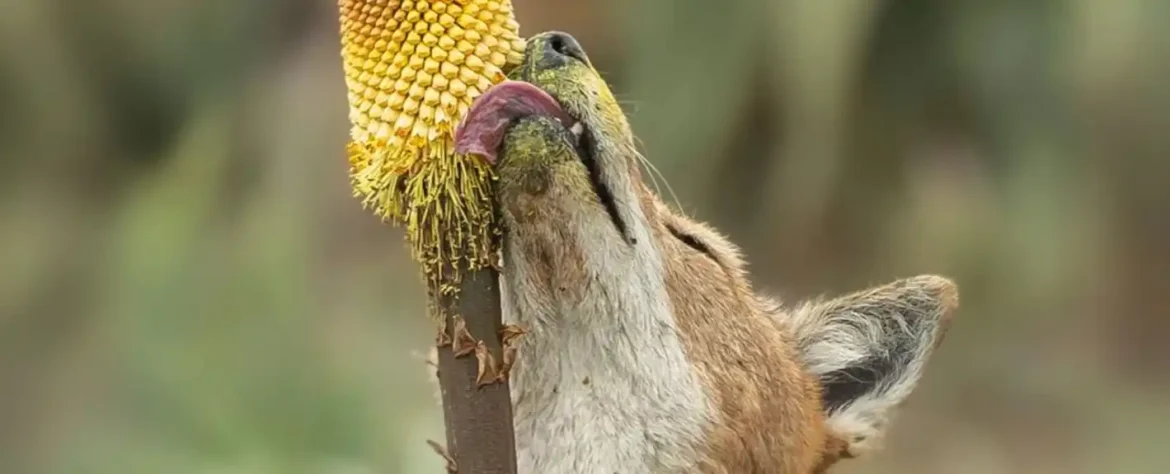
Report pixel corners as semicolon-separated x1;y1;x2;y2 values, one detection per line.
533;31;590;69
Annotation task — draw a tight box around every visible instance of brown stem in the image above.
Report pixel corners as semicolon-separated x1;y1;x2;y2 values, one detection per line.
434;267;517;474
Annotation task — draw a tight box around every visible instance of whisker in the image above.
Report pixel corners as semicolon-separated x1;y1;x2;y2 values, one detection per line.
628;136;659;195
632;145;681;211
614;98;679;210
640;151;664;198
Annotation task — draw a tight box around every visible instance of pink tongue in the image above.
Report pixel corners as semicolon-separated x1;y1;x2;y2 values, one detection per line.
454;80;574;164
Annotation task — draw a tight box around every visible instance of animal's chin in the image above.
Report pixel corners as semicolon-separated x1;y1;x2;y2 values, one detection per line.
455;80;629;240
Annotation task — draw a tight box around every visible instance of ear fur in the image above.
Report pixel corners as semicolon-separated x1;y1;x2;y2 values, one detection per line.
788;275;958;456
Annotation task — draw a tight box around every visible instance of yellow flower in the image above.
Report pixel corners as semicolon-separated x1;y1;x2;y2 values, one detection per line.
337;0;525;293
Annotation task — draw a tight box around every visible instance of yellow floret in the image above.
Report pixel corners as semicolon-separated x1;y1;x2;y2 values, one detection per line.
337;0;525;294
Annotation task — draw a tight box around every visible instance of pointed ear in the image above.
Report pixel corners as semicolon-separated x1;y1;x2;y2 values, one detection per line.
789;275;958;457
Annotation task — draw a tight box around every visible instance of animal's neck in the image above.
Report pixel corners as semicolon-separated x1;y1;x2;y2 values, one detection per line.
500;195;673;337
500;189;711;472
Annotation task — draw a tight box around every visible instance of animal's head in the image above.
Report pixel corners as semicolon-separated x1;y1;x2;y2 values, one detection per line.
455;32;650;255
455;32;957;473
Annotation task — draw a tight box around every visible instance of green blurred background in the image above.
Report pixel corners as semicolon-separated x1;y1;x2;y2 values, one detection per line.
1;0;1168;473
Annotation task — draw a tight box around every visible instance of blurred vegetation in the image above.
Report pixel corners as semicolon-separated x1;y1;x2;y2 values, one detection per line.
1;0;1168;473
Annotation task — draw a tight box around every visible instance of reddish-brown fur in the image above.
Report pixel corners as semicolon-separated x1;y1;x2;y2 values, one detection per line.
634;170;830;473
440;30;960;474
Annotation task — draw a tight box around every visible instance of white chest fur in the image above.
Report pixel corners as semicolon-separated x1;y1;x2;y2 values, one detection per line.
500;215;712;474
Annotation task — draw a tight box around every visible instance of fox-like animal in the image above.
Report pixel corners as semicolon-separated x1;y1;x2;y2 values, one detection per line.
447;31;959;474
